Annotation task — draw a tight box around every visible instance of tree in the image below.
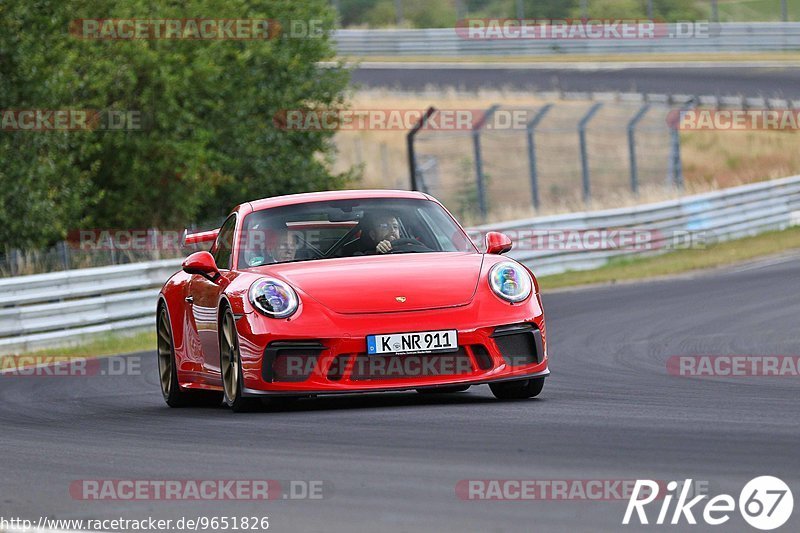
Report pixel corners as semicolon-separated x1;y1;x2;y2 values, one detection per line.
0;0;352;250
0;2;97;249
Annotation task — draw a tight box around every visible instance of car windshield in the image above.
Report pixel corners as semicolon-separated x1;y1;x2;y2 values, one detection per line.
237;197;476;268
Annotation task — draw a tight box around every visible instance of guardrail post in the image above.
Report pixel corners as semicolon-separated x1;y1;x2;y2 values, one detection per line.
406;106;436;192
627;103;650;196
526;104;553;210
472;104;500;221
578;103;603;206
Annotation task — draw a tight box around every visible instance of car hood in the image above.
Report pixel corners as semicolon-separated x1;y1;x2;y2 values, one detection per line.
263;252;484;314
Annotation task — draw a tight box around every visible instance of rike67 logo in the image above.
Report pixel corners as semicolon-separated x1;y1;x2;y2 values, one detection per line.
623;477;793;530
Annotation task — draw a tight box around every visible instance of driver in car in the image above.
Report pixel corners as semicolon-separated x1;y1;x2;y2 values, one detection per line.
369;215;401;254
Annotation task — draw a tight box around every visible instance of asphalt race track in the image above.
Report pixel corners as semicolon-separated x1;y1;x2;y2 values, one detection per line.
352;66;800;99
1;254;798;532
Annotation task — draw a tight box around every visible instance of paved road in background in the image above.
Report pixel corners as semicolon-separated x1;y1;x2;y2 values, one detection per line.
1;254;798;532
352;66;800;98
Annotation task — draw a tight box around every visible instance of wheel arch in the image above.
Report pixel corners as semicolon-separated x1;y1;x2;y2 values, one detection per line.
217;293;234;324
157;283;188;372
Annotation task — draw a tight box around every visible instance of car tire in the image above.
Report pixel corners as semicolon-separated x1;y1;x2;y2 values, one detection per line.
219;306;260;413
489;377;545;400
157;304;222;408
416;385;470;394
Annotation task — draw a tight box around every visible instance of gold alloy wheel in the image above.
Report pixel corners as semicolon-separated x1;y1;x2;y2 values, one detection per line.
156;307;173;398
220;309;239;403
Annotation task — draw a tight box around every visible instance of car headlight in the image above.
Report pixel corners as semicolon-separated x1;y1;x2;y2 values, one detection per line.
489;261;532;303
249;277;299;318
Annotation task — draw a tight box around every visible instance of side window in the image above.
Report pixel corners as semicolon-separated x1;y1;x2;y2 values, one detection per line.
212;215;236;270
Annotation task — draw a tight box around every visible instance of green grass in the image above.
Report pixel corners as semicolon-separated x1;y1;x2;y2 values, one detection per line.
540;225;800;290
5;330;155;360
713;0;800;21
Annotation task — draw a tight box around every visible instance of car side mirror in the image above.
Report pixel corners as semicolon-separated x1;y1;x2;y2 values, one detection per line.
485;232;513;255
182;251;222;282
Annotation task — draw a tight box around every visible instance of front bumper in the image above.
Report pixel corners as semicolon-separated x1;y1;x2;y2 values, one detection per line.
243;368;550;396
236;294;549;396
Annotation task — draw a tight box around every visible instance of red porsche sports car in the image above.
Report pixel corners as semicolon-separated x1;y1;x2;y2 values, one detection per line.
157;190;549;411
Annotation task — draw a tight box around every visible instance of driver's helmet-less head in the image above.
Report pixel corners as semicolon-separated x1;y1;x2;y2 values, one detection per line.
364;212;401;243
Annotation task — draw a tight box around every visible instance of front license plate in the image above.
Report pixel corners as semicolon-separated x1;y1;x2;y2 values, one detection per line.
367;330;458;355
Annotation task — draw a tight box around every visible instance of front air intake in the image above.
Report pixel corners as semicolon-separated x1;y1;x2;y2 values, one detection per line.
263;341;326;382
470;344;494;370
491;324;543;366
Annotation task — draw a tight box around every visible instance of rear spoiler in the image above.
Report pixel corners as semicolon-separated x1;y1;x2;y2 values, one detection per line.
182;228;220;247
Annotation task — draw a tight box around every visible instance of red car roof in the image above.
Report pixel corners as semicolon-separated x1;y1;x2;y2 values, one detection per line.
247;189;430;212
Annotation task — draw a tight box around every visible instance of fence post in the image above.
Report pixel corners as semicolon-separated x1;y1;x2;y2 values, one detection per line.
472;104;500;221
578;102;603;206
9;249;18;277
150;228;160;261
670;127;685;190
526;103;554;210
627;103;651;196
59;240;70;270
109;234;117;265
407;107;436;192
668;97;695;190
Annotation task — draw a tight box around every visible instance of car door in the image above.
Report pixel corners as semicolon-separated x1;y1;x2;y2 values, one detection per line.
187;214;236;378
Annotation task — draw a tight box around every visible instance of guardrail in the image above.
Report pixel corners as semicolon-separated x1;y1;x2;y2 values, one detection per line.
1;176;798;354
0;260;180;354
333;23;800;56
474;174;800;276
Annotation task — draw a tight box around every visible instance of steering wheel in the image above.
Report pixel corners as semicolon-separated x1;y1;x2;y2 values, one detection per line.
387;238;431;254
